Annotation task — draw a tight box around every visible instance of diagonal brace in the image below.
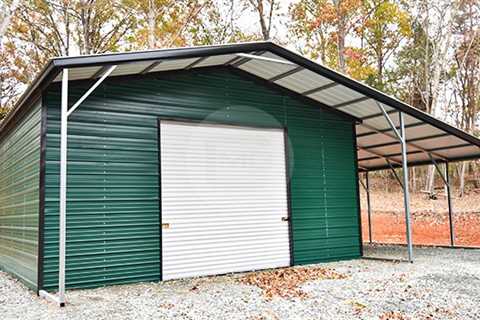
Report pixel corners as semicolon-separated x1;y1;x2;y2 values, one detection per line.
387;160;404;189
359;177;367;191
376;102;403;142
67;65;117;117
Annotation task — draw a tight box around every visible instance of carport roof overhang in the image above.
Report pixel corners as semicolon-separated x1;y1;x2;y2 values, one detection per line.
2;41;480;171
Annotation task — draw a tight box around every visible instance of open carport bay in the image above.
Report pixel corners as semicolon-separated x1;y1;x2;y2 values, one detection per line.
1;245;479;320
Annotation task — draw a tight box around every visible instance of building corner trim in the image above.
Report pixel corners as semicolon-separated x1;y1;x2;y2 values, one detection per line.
37;96;48;294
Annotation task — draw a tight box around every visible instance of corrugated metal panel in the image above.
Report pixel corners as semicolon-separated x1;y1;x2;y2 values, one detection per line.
309;85;364;105
436;145;479;158
43;68;360;290
0;101;41;290
358;133;397;146
338;99;387;118
53;66;103;82
287;107;360;264
149;58;198;72
160;121;290;280
363;113;419;131
275;69;333;93
259;52;290;62
404;124;446;139
110;61;156;77
356;157;386;169
413;135;467;151
239;60;297;79
194;54;236;67
363;144;419;157
43;90;160;290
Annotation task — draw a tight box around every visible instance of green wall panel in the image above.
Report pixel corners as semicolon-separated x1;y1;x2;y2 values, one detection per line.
43;68;360;290
0;101;41;290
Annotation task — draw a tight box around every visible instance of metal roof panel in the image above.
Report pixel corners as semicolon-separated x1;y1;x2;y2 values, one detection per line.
275;69;333;93
2;41;479;171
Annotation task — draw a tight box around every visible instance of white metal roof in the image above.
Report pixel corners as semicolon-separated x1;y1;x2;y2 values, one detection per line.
3;42;480;171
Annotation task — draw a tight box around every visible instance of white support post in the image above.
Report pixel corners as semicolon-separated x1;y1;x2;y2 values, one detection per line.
58;68;68;306
399;112;413;263
39;66;116;307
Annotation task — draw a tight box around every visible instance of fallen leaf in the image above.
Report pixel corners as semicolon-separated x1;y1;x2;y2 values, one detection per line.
379;311;409;320
348;300;367;314
190;286;199;292
239;266;347;300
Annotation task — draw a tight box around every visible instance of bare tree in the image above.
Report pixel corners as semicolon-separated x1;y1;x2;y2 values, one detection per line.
415;0;459;194
332;0;347;72
244;0;277;40
451;0;480;196
72;0;136;55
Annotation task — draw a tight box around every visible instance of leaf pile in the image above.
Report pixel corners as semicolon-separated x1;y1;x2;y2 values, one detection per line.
379;311;409;320
239;267;347;299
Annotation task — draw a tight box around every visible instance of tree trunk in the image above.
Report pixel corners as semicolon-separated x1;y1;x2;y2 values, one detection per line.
148;0;156;48
337;27;346;73
250;0;274;41
411;167;417;192
64;2;70;56
333;0;347;73
426;165;435;194
459;162;466;197
80;8;90;54
421;2;458;197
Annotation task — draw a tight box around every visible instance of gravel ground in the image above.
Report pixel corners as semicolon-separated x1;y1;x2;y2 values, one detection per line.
1;245;479;320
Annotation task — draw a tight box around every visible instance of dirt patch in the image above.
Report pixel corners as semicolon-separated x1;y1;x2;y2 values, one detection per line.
360;191;480;247
239;267;347;299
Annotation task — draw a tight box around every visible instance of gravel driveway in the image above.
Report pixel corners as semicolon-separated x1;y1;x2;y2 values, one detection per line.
1;245;479;320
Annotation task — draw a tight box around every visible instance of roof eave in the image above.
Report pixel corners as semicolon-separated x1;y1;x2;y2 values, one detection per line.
2;41;480;159
266;43;480;148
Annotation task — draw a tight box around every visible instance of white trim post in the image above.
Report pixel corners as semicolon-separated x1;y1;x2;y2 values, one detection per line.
40;66;117;307
58;68;68;306
399;112;413;262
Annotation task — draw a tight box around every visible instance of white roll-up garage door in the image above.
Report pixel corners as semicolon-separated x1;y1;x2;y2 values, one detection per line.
160;120;291;280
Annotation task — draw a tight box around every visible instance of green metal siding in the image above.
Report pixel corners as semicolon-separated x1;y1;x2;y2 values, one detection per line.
0;101;41;290
43;68;360;290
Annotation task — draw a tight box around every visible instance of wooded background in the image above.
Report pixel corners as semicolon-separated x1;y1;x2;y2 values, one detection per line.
1;0;479;196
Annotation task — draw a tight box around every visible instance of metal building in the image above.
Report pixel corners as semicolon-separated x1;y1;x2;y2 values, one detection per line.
1;42;479;306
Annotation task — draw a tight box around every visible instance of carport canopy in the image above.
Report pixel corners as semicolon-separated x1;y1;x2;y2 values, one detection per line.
5;41;480;172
